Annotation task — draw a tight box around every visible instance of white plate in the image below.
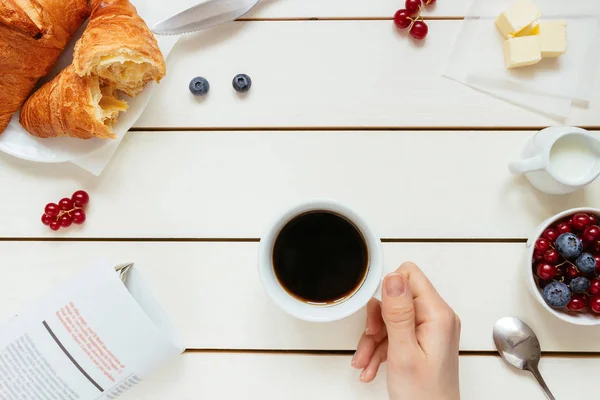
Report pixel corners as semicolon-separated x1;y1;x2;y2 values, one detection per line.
0;0;179;163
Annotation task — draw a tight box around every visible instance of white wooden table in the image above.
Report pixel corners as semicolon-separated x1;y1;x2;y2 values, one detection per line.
2;1;600;398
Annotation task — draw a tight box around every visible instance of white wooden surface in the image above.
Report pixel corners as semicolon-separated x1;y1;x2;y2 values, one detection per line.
124;353;599;399
1;242;599;352
1;130;598;239
245;0;464;19
3;5;600;399
136;21;600;129
165;0;466;19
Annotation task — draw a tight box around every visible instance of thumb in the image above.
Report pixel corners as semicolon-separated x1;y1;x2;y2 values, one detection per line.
381;272;420;362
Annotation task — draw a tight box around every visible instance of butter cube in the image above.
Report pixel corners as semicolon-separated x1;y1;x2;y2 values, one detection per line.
495;0;542;39
539;20;567;58
503;36;542;69
515;22;540;37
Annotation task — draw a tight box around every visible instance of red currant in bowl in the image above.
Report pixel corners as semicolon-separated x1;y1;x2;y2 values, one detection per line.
528;208;600;325
572;213;591;231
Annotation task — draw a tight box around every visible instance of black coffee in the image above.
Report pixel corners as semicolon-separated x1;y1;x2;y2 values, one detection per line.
272;211;369;304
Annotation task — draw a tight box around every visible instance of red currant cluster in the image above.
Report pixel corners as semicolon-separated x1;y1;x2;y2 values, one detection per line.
41;190;89;231
393;0;436;40
533;212;600;314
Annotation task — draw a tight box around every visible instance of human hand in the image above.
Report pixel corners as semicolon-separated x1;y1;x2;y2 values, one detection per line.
352;262;461;400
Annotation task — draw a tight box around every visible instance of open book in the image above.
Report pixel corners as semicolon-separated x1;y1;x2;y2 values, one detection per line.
0;262;184;399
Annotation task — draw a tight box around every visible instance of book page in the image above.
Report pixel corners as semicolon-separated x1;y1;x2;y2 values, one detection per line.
0;262;183;400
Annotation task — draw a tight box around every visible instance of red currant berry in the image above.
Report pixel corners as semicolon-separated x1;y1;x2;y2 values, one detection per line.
72;209;86;225
567;265;580;278
72;190;90;207
60;214;73;228
556;222;572;234
393;9;413;29
584;225;600;242
594;254;600;274
45;203;60;217
536;262;557;280
591;296;600;314
533;249;544;261
589;279;600;295
49;221;61;231
535;238;551;253
567;294;588;311
41;214;52;226
554;267;565;279
544;249;560;264
590;214;599;225
542;228;559;242
572;213;591;231
59;197;74;211
405;0;422;14
410;20;428;39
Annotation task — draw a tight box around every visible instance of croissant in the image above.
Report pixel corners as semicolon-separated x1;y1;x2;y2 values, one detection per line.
0;0;90;133
20;66;128;139
20;0;166;140
73;0;166;97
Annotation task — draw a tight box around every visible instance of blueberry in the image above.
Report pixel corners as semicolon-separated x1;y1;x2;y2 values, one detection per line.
232;74;252;93
189;77;210;96
555;233;583;259
542;281;572;308
575;253;597;274
570;276;590;293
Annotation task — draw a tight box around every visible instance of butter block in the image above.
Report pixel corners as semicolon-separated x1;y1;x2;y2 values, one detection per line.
515;22;540;37
539;20;567;58
495;0;542;39
503;35;542;69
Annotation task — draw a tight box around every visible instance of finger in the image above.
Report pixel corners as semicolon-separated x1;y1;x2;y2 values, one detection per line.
381;272;422;363
360;340;388;383
397;262;451;325
352;327;388;369
397;262;460;353
365;299;383;336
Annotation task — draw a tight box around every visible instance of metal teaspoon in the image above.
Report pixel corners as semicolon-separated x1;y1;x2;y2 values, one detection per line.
493;317;556;400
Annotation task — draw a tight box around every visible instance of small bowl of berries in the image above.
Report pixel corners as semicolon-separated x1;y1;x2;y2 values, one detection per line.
528;208;600;325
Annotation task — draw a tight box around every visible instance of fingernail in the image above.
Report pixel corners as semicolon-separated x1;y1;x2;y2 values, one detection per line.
360;370;367;382
386;273;406;297
351;355;356;367
365;326;371;335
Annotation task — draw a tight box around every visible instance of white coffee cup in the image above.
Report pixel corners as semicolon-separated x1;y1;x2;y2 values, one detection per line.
509;126;600;195
258;200;384;322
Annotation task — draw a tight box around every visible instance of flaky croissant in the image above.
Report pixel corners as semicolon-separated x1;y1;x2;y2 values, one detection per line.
20;0;165;140
20;66;128;139
0;0;90;133
74;0;166;97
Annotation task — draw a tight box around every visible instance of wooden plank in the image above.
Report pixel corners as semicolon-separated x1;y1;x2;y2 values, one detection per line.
127;353;598;399
1;130;598;239
1;241;598;352
135;21;600;129
166;0;465;19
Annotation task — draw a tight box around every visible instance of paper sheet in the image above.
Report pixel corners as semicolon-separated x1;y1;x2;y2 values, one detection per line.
444;0;600;120
0;263;183;399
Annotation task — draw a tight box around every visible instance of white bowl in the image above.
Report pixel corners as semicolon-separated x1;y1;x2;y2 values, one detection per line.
526;207;600;326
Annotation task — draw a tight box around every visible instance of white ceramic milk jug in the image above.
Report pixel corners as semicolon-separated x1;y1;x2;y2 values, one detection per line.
509;126;600;195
